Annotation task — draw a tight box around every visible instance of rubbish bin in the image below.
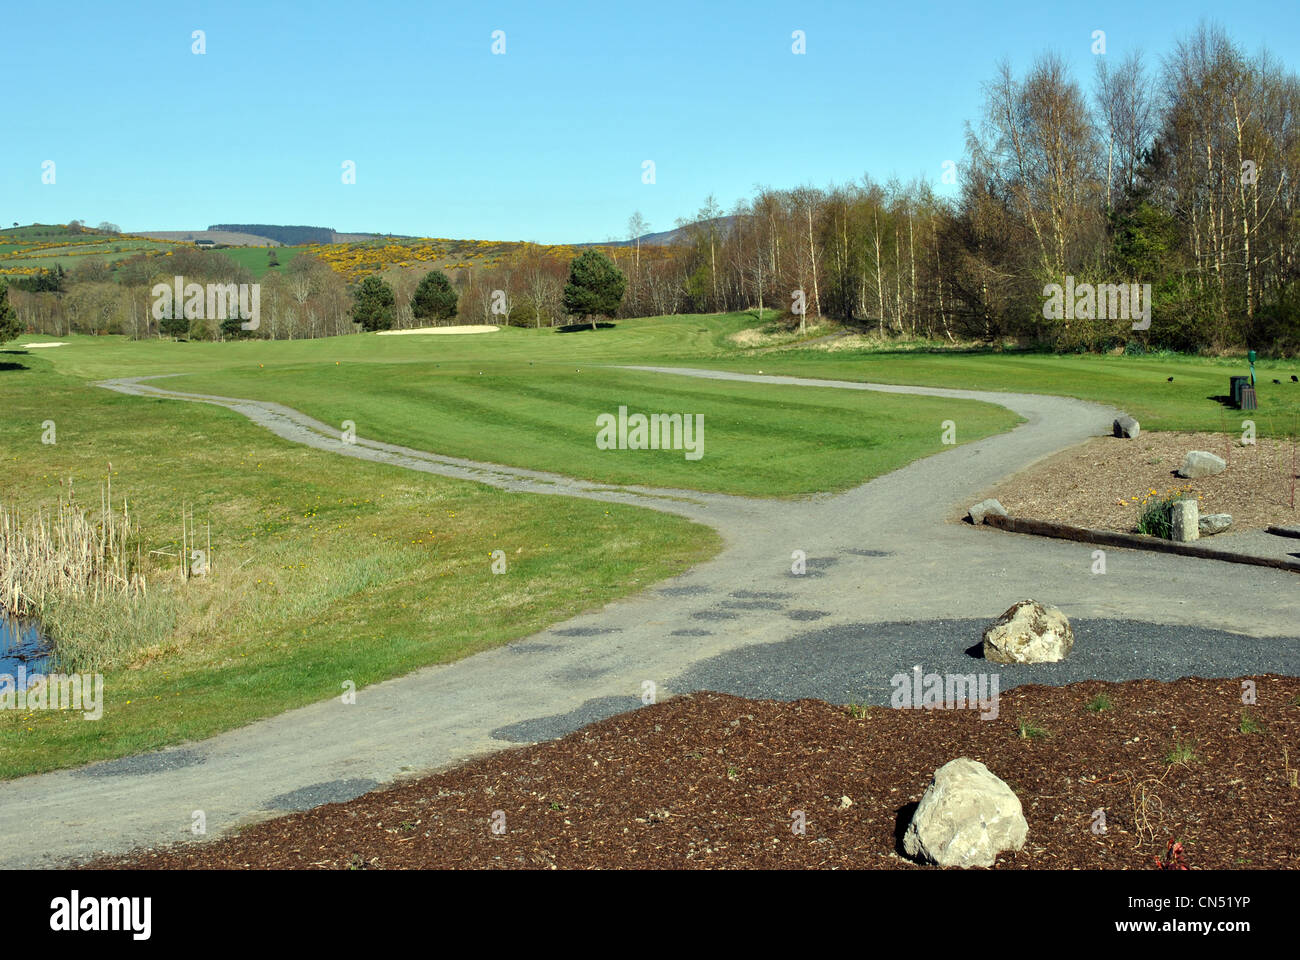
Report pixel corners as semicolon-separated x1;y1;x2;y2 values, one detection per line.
1230;375;1250;406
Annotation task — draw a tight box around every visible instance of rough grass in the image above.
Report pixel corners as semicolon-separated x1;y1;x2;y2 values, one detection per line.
0;356;718;778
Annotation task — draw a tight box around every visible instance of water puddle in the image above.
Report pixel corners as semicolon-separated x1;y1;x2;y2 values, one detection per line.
1;615;52;688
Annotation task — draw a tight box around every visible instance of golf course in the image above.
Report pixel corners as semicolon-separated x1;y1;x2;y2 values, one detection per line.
3;314;1297;791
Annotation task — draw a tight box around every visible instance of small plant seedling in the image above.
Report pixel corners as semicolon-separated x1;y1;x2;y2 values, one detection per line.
1239;711;1261;734
1165;741;1197;765
846;703;870;719
1017;717;1051;740
1086;693;1112;712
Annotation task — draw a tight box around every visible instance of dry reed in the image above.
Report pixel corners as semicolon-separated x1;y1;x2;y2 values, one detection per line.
0;476;146;619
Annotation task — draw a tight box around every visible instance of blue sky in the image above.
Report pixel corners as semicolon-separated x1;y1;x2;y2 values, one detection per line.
4;0;1298;243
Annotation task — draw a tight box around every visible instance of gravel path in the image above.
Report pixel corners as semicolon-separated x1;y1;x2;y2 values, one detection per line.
1;368;1295;868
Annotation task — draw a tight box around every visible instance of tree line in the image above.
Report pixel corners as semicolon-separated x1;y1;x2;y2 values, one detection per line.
645;24;1298;353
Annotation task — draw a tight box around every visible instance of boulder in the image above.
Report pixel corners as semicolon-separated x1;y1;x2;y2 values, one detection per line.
903;758;1028;868
1113;415;1140;439
968;498;1008;525
982;599;1074;663
1170;499;1199;542
1177;450;1226;478
1199;513;1232;536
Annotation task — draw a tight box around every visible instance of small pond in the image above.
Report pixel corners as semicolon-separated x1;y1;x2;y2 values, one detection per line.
1;615;52;688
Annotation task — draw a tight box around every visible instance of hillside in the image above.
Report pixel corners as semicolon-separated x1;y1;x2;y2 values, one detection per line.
0;216;705;286
0;224;178;276
600;215;738;248
135;229;284;247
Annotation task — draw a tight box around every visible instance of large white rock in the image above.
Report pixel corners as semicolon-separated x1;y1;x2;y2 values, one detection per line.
1177;450;1226;478
1170;499;1199;542
903;758;1028;868
1199;512;1231;536
982;599;1074;663
968;498;1008;525
1113;415;1140;438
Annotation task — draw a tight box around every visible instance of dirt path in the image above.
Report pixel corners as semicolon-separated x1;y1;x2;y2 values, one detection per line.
1;368;1296;868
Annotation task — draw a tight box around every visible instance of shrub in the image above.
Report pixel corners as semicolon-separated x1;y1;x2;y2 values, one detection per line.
159;314;189;340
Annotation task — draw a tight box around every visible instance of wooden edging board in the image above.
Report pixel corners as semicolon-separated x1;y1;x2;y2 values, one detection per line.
980;513;1300;574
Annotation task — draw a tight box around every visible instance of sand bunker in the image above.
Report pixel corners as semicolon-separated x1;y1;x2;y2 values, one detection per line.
376;326;499;336
23;342;69;349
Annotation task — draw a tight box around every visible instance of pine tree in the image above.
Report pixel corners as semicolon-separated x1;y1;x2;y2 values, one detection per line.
563;250;626;330
352;275;396;331
0;278;23;346
412;270;459;323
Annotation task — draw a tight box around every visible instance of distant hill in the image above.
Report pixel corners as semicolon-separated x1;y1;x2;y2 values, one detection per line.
208;224;336;246
137;229;286;247
0;223;179;275
135;226;416;247
595;215;740;248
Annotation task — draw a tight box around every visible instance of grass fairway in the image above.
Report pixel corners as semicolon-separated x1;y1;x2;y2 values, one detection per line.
695;346;1300;440
163;360;1021;497
23;319;1023;498
29;315;1297;442
17;314;754;381
0;352;717;778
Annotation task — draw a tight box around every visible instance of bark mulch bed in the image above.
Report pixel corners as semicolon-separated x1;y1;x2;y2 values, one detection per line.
987;431;1298;534
91;676;1300;869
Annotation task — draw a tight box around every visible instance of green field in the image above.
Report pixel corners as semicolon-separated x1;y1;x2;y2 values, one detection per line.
215;244;302;278
0;351;718;777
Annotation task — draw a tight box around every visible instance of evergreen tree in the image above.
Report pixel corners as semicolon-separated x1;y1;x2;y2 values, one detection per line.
352;275;396;331
0;278;23;346
563;250;626;330
411;269;459;323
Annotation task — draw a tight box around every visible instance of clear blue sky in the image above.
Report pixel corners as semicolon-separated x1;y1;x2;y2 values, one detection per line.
4;0;1297;243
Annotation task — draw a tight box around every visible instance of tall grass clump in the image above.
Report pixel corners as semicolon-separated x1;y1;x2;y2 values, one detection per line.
0;478;170;670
